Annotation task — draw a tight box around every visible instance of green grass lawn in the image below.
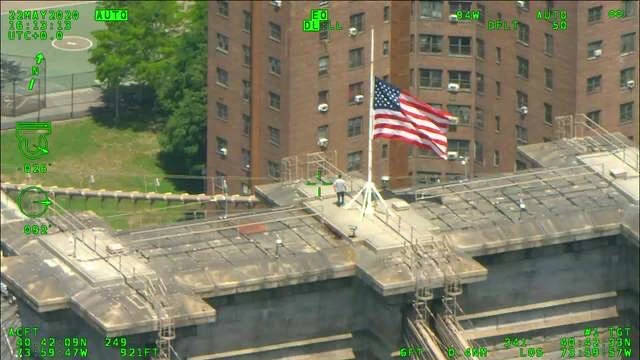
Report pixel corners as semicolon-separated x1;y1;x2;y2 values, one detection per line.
1;117;203;230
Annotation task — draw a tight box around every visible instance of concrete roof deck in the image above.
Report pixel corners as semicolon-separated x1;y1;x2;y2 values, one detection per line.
1;207;356;336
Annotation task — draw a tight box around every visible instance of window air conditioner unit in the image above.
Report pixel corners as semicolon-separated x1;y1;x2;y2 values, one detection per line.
354;94;364;103
447;151;459;160
318;103;329;112
593;49;602;57
219;148;228;156
317;138;329;147
447;83;460;92
449;14;458;23
349;27;358;36
271;0;282;9
516;1;526;9
626;80;636;88
519;106;528;114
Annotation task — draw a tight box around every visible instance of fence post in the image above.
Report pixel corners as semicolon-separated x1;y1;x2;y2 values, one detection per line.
12;80;16;116
70;73;75;118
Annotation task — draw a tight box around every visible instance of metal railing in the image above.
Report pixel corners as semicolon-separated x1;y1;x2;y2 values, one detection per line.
573;113;639;172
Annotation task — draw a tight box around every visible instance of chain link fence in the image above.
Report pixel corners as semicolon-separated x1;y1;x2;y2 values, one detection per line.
1;53;107;124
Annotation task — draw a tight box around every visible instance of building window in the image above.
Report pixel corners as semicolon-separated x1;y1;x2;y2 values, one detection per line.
241;149;250;169
449;36;471;55
410;34;415;53
269;57;281;75
477;4;485;23
348;82;364;102
349;48;364;68
384;6;390;22
587;41;602;58
216;67;229;87
347;116;363;137
381;144;388;159
216;102;229;120
447;105;471;124
382;41;389;56
217;1;229;17
544;103;553;125
448;71;471;90
383;74;389;82
319;21;329;40
317;125;329;139
544;33;553;55
621;33;636;53
268;161;281;178
429;103;443;109
495;115;501;132
242;45;251;66
347;151;362;171
587;75;602;93
318;90;329;105
493;150;500;167
449;1;472;14
243;10;251;31
476;38;485;59
269;22;281;41
496;47;502;63
517;91;528;108
242;114;251;136
620;102;634;123
349;13;365;32
449;139;470;157
517;22;529;44
269;126;280;146
476;73;484;94
496;81;501;96
586;110;601;125
621;67;635;88
242;80;251;101
216;33;229;53
269;92;280;110
544;68;553;89
410;68;415;87
420;0;443;19
588;6;602;23
517;57;529;78
475;107;484;129
216;137;228;153
420;34;443;53
516;125;528;144
623;0;637;17
419;69;443;88
318;56;329;76
214;171;226;189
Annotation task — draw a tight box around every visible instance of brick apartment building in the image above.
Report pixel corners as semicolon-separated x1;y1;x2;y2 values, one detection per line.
207;0;638;194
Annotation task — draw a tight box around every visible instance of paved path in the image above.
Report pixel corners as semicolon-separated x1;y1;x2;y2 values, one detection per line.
1;88;103;129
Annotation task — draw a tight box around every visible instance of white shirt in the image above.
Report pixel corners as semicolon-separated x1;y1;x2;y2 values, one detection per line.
334;178;347;192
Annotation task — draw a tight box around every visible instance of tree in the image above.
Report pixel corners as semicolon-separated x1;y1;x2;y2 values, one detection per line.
158;1;208;185
89;1;181;90
0;58;26;89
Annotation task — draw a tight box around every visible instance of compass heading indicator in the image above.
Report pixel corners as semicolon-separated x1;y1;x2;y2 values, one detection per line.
17;186;52;218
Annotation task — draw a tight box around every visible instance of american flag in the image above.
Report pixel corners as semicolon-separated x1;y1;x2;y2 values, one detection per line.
372;77;456;159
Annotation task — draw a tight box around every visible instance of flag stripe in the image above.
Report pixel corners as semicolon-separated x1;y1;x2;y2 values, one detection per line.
373;125;447;152
377;107;449;135
372;130;447;159
399;94;451;128
400;91;457;125
373;119;447;146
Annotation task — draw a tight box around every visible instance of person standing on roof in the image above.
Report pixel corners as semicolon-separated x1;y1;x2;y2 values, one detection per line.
333;174;347;206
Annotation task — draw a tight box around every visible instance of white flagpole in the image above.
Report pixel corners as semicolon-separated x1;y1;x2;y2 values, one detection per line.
366;27;375;185
344;28;389;219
